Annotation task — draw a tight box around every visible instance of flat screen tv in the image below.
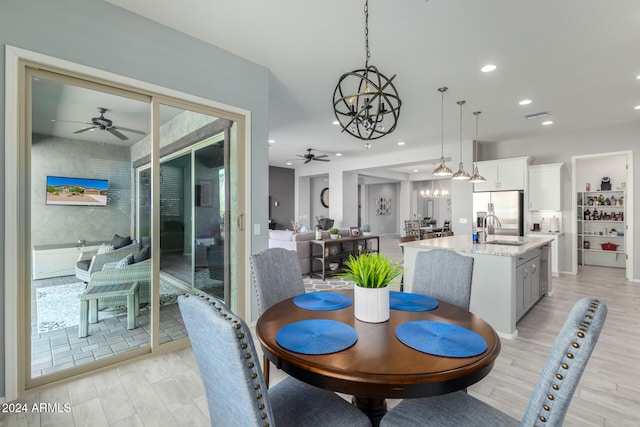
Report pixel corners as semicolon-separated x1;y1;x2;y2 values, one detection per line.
46;176;108;206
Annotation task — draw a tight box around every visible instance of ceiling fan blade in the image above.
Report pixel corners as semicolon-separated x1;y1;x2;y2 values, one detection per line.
74;126;97;134
304;158;311;164
314;154;329;159
107;128;129;140
296;154;307;158
314;158;330;162
55;119;94;125
112;125;146;135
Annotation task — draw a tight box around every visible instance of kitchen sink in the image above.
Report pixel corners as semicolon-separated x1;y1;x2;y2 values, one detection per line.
484;240;526;246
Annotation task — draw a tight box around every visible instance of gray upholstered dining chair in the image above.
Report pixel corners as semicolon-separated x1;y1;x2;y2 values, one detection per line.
412;249;474;310
380;297;607;427
250;247;306;385
178;294;372;427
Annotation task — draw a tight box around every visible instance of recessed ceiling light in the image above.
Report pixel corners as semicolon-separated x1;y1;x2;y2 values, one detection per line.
286;162;292;165
397;141;406;146
635;105;640;110
636;75;640;80
413;169;419;173
542;121;553;126
268;139;275;144
336;153;343;156
332;120;339;125
481;64;497;73
519;99;532;106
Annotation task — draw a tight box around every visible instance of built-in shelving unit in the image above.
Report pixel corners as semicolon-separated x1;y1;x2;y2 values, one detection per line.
577;190;626;268
310;235;379;280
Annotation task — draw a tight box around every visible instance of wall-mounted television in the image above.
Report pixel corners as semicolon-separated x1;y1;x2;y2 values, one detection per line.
46;176;108;206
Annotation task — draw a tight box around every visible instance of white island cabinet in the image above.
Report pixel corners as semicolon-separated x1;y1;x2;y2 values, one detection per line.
401;234;554;338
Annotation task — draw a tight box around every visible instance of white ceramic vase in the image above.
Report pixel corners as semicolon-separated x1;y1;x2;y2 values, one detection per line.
354;285;390;323
330;234;339;239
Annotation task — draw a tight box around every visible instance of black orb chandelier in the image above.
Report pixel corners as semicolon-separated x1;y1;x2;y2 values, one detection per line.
332;0;402;142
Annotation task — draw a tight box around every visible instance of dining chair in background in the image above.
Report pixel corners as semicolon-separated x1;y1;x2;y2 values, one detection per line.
412;249;474;310
380;297;607;427
178;294;372;427
398;235;418;292
250;247;306;385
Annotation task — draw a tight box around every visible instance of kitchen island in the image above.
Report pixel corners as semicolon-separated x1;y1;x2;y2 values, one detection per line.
401;234;554;338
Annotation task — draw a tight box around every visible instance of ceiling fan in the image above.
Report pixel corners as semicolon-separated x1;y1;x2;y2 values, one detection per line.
59;107;146;141
296;148;330;164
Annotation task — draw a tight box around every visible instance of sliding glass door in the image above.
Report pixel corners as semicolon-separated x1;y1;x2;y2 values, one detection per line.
24;67;244;389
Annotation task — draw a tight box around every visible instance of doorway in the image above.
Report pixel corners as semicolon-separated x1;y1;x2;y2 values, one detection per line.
572;151;634;280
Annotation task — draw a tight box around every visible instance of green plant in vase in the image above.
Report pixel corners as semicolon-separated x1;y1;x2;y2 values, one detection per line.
340;252;402;323
340;252;402;288
361;224;372;236
329;227;340;239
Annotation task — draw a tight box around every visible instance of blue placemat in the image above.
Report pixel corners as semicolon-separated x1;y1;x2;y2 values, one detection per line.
293;292;353;311
390;292;439;311
276;319;358;355
396;321;487;357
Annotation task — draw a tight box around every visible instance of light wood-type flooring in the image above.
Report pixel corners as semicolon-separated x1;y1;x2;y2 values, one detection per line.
2;247;639;425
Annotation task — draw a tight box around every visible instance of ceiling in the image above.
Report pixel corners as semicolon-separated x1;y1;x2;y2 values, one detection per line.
86;2;640;174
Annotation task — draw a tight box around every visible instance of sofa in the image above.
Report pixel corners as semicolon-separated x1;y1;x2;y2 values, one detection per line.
268;229;350;275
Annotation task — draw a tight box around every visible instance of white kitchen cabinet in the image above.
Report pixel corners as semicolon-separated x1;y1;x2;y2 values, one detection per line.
529;163;563;211
473;157;529;192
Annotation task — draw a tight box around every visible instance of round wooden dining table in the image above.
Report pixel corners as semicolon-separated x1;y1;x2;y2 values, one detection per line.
256;289;501;426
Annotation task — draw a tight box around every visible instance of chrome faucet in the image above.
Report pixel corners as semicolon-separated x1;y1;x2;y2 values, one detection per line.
482;214;502;242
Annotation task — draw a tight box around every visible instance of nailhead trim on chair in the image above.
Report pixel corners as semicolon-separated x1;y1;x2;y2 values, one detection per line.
535;298;602;424
185;294;272;427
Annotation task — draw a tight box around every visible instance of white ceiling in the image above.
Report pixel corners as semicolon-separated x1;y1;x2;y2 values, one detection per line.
103;0;639;173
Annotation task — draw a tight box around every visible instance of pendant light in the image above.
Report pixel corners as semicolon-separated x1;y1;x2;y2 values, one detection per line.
332;0;402;142
452;100;471;180
433;87;453;177
469;111;486;183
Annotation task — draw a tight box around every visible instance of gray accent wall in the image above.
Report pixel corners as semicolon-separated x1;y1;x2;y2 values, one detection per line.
1;0;270;398
31;134;133;246
268;166;294;230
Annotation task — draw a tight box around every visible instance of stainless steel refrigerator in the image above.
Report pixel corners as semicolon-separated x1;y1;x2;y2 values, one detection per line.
472;191;524;236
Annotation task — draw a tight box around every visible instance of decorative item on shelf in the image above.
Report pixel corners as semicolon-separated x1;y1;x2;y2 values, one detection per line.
339;252;402;323
315;225;322;240
361;224;372;236
350;226;361;237
433;87;453;177
583;241;590;249
585;182;591;191
290;221;302;233
329;227;340;240
332;0;401;142
452;100;471;180
329;262;340;271
601;177;612;190
468;111;486;183
601;242;618;251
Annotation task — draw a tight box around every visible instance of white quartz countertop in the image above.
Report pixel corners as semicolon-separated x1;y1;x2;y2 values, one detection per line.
401;234;555;257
